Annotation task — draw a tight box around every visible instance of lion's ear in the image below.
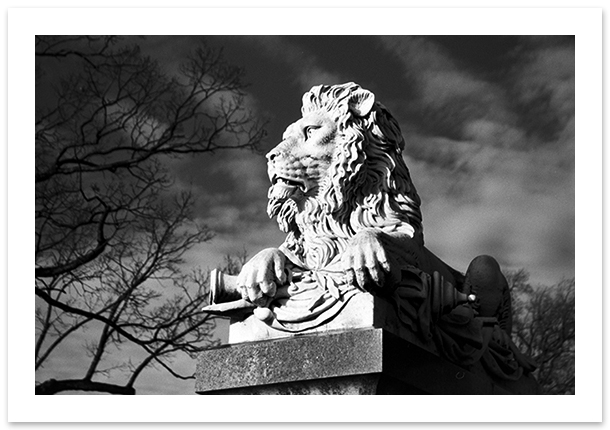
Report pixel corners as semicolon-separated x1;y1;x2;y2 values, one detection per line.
348;88;375;117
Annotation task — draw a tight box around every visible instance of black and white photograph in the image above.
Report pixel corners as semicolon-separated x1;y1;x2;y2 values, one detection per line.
7;5;602;424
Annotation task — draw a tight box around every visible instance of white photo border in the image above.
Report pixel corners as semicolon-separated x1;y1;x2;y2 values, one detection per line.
8;6;601;423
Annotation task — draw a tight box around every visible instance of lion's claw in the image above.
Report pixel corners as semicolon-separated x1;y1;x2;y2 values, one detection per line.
237;248;286;305
341;229;393;292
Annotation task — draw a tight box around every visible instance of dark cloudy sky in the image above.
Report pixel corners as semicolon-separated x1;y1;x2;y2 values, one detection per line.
34;35;575;396
139;35;575;289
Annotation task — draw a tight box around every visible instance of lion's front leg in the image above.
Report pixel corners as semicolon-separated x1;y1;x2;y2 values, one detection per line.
341;229;410;292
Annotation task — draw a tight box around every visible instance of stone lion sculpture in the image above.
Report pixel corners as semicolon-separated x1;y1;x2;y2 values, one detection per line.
208;82;536;382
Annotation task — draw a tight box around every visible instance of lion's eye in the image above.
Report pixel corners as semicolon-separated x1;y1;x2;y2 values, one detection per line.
304;125;320;140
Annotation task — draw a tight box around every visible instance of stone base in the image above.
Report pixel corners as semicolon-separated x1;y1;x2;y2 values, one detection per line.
195;327;539;395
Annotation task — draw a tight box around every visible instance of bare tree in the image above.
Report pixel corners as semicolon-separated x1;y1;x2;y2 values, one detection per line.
506;270;575;394
35;36;266;394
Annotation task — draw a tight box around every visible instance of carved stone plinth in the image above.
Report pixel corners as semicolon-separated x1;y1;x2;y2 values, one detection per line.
195;327;539;395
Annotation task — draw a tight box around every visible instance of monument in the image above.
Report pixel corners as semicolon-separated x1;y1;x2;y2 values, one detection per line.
196;82;540;395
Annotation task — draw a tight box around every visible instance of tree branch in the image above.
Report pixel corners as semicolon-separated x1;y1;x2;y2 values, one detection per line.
35;287;147;346
35;207;110;277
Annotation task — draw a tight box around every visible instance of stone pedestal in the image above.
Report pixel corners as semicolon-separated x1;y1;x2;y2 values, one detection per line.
195;327;538;395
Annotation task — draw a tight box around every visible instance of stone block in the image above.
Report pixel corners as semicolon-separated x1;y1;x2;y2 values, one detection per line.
195;327;538;395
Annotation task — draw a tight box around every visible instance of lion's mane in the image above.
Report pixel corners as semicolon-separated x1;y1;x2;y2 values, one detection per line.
309;83;422;239
271;83;425;269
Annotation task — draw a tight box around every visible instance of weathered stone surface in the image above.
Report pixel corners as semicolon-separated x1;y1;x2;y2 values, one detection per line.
196;328;382;393
195;327;540;395
202;374;383;395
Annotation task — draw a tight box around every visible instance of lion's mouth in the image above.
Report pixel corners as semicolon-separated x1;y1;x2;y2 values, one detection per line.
271;175;307;193
267;175;307;220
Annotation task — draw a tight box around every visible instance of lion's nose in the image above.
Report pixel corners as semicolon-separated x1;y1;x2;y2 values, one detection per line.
266;148;279;161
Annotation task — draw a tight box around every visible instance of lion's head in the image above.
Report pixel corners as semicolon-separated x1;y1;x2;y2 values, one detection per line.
266;82;423;263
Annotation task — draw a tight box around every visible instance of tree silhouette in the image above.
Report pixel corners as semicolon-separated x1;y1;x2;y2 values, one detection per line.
506;269;575;394
35;36;265;394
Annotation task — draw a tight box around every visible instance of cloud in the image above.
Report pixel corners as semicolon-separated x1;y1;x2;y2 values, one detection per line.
406;129;574;286
379;36;514;130
248;36;343;91
184;220;286;273
461;119;525;148
511;43;575;110
421;166;574;286
378;36;574;286
508;43;575;144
